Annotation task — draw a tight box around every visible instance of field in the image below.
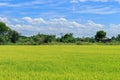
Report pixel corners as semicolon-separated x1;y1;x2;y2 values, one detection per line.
0;45;120;80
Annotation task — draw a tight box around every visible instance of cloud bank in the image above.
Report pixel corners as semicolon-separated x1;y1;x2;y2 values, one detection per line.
0;16;120;37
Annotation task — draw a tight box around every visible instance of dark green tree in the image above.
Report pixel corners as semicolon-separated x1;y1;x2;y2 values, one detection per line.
0;22;10;33
10;30;20;43
60;33;75;43
111;36;116;41
45;35;56;43
0;22;11;44
31;34;56;44
95;30;106;42
116;34;120;41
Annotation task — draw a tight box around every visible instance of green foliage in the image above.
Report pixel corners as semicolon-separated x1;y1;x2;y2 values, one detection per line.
0;22;120;45
116;34;120;41
0;35;6;44
10;30;20;43
60;33;75;43
0;22;10;33
95;30;106;42
0;22;11;43
31;34;56;44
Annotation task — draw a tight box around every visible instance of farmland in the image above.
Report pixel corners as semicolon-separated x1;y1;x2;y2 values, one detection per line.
0;45;120;80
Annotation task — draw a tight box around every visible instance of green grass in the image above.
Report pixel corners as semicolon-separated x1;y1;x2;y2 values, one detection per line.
0;45;120;80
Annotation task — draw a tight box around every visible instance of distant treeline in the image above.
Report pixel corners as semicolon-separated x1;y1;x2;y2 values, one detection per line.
0;22;120;45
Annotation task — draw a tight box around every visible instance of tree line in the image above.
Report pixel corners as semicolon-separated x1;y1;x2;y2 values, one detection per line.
1;22;120;45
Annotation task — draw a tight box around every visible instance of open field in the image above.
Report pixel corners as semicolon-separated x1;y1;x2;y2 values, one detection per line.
0;45;120;80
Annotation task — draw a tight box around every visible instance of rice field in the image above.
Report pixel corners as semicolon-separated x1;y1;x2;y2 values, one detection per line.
0;45;120;80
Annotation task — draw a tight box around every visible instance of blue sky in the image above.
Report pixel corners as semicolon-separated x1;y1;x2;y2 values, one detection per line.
0;0;120;37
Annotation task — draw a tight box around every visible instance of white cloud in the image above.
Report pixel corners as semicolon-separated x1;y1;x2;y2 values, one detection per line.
72;5;119;14
0;17;11;25
106;24;120;37
87;20;104;28
0;16;120;37
22;17;85;28
22;17;32;23
4;17;85;36
0;17;102;37
22;17;46;25
0;1;119;16
0;0;49;7
70;0;120;15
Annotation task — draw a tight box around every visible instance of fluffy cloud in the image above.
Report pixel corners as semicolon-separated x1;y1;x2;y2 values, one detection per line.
106;24;120;37
87;20;104;28
22;17;85;28
23;17;46;24
0;16;120;37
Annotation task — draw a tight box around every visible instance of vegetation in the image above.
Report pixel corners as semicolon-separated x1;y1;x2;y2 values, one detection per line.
1;22;120;45
95;30;106;42
0;45;119;80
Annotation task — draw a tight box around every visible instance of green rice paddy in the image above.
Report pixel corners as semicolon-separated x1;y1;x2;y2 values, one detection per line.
0;45;120;80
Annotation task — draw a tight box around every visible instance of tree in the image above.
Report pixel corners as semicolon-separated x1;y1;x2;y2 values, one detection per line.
31;34;56;44
45;35;56;43
95;30;106;42
111;36;116;41
10;30;20;43
0;22;10;33
60;33;75;43
116;34;120;41
0;22;10;43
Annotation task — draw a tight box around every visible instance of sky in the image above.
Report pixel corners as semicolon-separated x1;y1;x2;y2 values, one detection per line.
0;0;120;37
